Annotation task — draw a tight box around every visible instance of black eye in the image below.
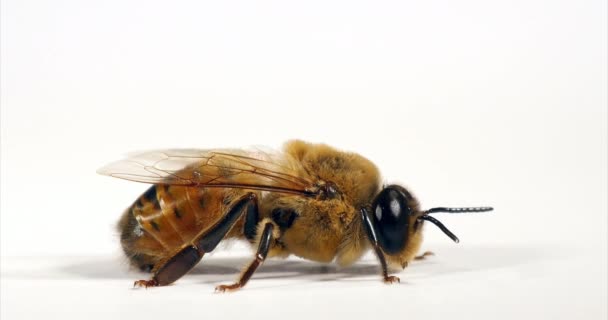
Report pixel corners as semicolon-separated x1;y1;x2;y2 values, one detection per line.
371;186;411;254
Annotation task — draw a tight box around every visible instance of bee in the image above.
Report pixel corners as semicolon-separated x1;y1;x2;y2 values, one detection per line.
98;140;493;292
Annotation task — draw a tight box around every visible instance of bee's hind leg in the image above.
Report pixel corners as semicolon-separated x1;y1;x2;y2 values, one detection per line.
133;244;204;288
215;222;276;293
133;193;259;288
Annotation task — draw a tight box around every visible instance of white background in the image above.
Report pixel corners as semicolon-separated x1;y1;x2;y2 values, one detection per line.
1;0;606;319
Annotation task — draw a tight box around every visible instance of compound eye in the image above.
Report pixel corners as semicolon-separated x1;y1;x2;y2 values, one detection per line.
372;187;411;254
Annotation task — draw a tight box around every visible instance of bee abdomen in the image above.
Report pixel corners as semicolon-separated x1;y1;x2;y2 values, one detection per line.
128;185;184;249
119;186;192;266
117;206;163;271
118;185;250;271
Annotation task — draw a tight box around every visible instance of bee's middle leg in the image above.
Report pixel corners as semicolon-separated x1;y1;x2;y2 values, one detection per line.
134;193;259;288
215;221;276;293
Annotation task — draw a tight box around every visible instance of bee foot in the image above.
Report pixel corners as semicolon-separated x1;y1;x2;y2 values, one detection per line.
414;251;435;260
383;275;400;284
133;279;158;289
215;283;242;293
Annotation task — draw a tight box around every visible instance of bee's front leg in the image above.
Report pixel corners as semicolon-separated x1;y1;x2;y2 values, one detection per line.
372;245;400;284
215;220;278;293
414;251;435;260
359;208;400;284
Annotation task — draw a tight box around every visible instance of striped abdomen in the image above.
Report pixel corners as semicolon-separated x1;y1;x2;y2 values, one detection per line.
117;185;248;271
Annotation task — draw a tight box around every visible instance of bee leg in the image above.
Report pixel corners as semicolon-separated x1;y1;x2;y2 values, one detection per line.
133;193;258;288
133;244;204;288
372;244;400;284
215;222;275;293
360;208;400;284
414;251;435;260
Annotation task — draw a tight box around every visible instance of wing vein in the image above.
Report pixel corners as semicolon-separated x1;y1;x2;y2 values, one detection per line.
98;148;317;196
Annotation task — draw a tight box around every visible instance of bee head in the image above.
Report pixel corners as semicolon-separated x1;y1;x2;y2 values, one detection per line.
364;184;493;268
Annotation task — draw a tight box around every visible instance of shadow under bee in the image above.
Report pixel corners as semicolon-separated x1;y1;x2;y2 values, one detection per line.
60;244;561;284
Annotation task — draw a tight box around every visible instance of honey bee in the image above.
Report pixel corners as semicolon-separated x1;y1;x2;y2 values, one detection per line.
98;140;493;292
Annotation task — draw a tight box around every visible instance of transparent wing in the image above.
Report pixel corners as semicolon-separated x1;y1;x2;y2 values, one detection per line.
97;148;316;196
